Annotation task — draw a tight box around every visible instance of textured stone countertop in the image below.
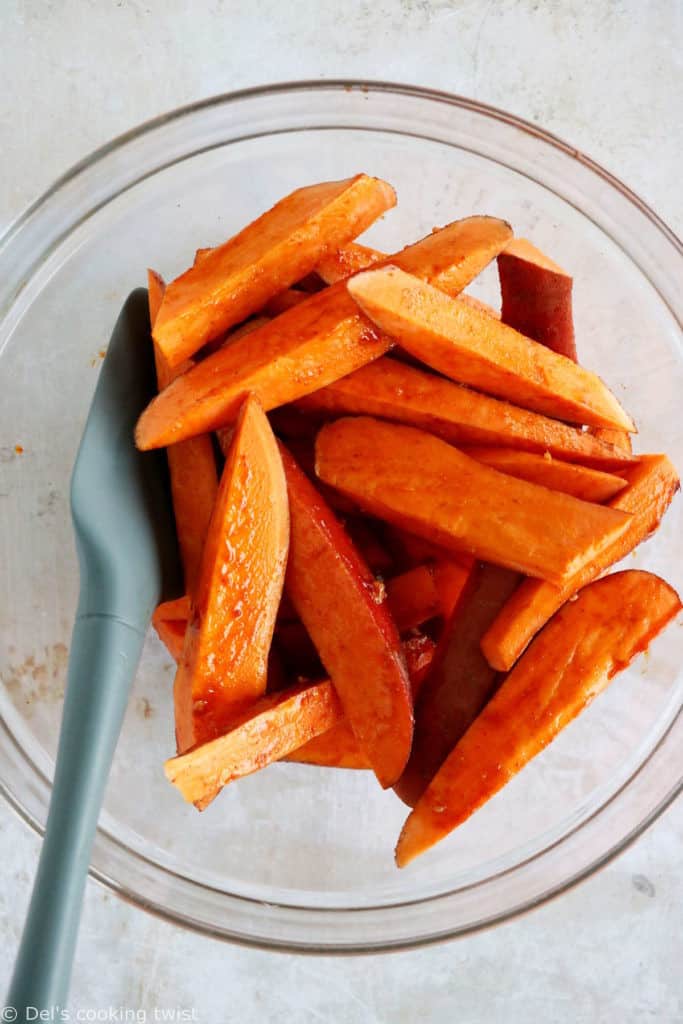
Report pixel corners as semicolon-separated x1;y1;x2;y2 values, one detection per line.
1;2;681;1021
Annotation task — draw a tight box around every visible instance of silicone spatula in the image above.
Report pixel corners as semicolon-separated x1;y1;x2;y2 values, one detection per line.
6;290;180;1018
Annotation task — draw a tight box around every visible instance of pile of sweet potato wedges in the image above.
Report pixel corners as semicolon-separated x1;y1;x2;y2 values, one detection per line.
138;174;681;866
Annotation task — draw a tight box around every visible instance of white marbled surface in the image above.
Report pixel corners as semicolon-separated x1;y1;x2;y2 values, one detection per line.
1;1;681;1021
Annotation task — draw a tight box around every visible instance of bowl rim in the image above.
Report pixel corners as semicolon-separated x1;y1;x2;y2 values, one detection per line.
1;78;681;953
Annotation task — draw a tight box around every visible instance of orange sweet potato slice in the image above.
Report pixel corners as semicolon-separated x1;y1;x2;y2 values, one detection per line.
497;238;577;360
174;396;289;756
136;217;512;450
347;266;635;432
148;271;219;593
590;426;633;454
462;447;627;502
315;417;632;586
165;680;344;804
396;570;682;866
481;453;680;671
395;563;519;807
385;565;441;632
296;358;637;471
316;242;385;283
286;720;368;769
153;174;396;366
147;268;166;325
281;443;413;788
317;242;501;319
152;595;191;663
287;634;436;769
262;288;309;316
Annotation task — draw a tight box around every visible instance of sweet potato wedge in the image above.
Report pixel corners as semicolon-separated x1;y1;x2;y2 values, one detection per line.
315;417;632;586
433;557;477;622
136;217;513;450
286;720;368;769
317;241;501;319
497;238;577;360
174;396;289;755
165;680;344;804
316;242;385;283
590;426;633;454
152;595;191;663
481;453;680;670
281;443;413;787
262;288;309;316
347;266;635;431
153;174;396;366
147;268;166;326
386;566;441;632
296;358;637;471
396;570;682;866
395;563;519;807
462;447;628;502
287;634;436;769
147;271;219;592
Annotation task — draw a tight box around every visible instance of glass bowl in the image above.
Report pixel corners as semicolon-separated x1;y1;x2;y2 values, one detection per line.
0;82;681;953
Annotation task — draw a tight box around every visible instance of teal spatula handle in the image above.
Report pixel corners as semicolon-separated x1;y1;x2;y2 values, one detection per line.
6;613;146;1018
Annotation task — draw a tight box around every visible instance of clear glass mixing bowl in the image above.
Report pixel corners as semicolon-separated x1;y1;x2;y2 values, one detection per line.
0;82;681;952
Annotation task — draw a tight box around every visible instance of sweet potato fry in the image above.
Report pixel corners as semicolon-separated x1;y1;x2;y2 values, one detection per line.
136;217;512;450
165;680;344;804
395;563;518;807
147;269;166;325
317;241;501;319
174;396;289;756
396;570;682;866
287;634;436;769
315;242;385;283
386;566;441;632
590;426;633;454
296;358;637;471
347;267;635;431
152;595;191;663
286;720;368;769
433;558;476;620
262;288;308;316
153;174;396;366
481;453;680;670
315;417;632;585
281;443;413;788
462;447;628;502
147;271;219;592
497;238;577;360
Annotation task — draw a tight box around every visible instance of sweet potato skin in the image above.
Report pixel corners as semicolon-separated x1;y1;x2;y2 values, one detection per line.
296;358;637;471
498;238;577;361
315;417;631;586
165;680;344;804
136;217;513;450
395;563;519;807
153;174;396;365
462;447;627;502
174;396;289;755
396;570;682;866
481;454;680;671
281;443;413;788
347;266;635;432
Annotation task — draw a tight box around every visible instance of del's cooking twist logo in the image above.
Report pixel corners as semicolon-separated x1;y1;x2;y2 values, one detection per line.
1;1008;199;1022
